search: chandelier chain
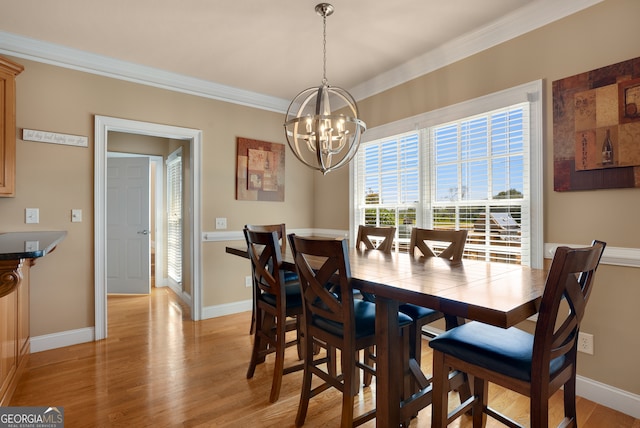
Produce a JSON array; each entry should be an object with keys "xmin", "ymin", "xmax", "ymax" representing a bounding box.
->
[{"xmin": 322, "ymin": 13, "xmax": 327, "ymax": 84}]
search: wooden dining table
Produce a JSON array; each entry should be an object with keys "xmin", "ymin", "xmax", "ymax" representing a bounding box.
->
[{"xmin": 226, "ymin": 240, "xmax": 548, "ymax": 427}]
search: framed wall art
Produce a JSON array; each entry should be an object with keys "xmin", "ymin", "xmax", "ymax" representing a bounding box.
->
[
  {"xmin": 236, "ymin": 137, "xmax": 285, "ymax": 201},
  {"xmin": 552, "ymin": 56, "xmax": 640, "ymax": 191}
]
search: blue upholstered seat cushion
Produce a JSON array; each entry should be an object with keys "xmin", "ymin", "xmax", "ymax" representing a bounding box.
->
[
  {"xmin": 284, "ymin": 270, "xmax": 299, "ymax": 282},
  {"xmin": 313, "ymin": 299, "xmax": 413, "ymax": 339},
  {"xmin": 428, "ymin": 321, "xmax": 565, "ymax": 382},
  {"xmin": 260, "ymin": 282, "xmax": 302, "ymax": 307},
  {"xmin": 398, "ymin": 302, "xmax": 439, "ymax": 321}
]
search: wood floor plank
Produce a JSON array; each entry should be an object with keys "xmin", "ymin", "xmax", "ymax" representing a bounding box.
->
[{"xmin": 9, "ymin": 288, "xmax": 638, "ymax": 427}]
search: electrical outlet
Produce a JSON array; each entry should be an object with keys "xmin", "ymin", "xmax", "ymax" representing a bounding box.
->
[
  {"xmin": 578, "ymin": 332, "xmax": 594, "ymax": 355},
  {"xmin": 215, "ymin": 217, "xmax": 227, "ymax": 229},
  {"xmin": 245, "ymin": 276, "xmax": 252, "ymax": 288}
]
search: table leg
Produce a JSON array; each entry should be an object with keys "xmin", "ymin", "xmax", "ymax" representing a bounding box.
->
[{"xmin": 375, "ymin": 296, "xmax": 402, "ymax": 427}]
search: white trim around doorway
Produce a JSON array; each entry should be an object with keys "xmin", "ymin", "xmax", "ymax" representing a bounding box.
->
[{"xmin": 94, "ymin": 115, "xmax": 203, "ymax": 340}]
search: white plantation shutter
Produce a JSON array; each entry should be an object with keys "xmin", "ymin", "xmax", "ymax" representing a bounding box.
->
[
  {"xmin": 429, "ymin": 104, "xmax": 529, "ymax": 264},
  {"xmin": 352, "ymin": 81, "xmax": 542, "ymax": 268},
  {"xmin": 354, "ymin": 132, "xmax": 420, "ymax": 250},
  {"xmin": 167, "ymin": 149, "xmax": 182, "ymax": 284}
]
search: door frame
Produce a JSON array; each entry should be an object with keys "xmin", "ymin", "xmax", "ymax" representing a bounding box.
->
[{"xmin": 94, "ymin": 115, "xmax": 203, "ymax": 340}]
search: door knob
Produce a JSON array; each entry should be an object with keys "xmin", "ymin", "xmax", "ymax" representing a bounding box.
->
[{"xmin": 137, "ymin": 230, "xmax": 149, "ymax": 235}]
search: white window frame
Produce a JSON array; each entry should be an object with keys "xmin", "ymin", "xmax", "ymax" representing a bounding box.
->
[{"xmin": 350, "ymin": 80, "xmax": 543, "ymax": 268}]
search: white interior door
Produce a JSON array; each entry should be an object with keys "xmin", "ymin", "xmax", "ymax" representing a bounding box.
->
[{"xmin": 107, "ymin": 156, "xmax": 151, "ymax": 294}]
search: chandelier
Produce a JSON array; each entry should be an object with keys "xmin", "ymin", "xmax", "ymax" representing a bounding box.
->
[{"xmin": 284, "ymin": 3, "xmax": 366, "ymax": 175}]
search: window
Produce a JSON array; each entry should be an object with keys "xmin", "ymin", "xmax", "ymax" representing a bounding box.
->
[
  {"xmin": 356, "ymin": 132, "xmax": 420, "ymax": 248},
  {"xmin": 351, "ymin": 81, "xmax": 543, "ymax": 268},
  {"xmin": 167, "ymin": 148, "xmax": 183, "ymax": 284}
]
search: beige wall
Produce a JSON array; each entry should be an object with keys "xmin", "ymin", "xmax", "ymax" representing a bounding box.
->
[
  {"xmin": 0, "ymin": 0, "xmax": 638, "ymax": 398},
  {"xmin": 314, "ymin": 0, "xmax": 640, "ymax": 395},
  {"xmin": 0, "ymin": 57, "xmax": 315, "ymax": 336}
]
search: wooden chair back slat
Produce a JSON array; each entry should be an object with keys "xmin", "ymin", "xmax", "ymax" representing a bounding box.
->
[
  {"xmin": 409, "ymin": 228, "xmax": 468, "ymax": 261},
  {"xmin": 355, "ymin": 225, "xmax": 396, "ymax": 253}
]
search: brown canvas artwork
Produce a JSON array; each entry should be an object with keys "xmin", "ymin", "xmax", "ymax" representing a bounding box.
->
[
  {"xmin": 236, "ymin": 137, "xmax": 285, "ymax": 201},
  {"xmin": 553, "ymin": 56, "xmax": 640, "ymax": 191}
]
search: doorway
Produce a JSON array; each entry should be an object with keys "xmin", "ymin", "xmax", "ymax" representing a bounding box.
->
[
  {"xmin": 94, "ymin": 115, "xmax": 203, "ymax": 340},
  {"xmin": 106, "ymin": 151, "xmax": 166, "ymax": 294}
]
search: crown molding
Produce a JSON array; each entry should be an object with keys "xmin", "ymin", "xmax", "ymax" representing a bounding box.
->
[
  {"xmin": 349, "ymin": 0, "xmax": 604, "ymax": 101},
  {"xmin": 0, "ymin": 0, "xmax": 603, "ymax": 112},
  {"xmin": 0, "ymin": 31, "xmax": 291, "ymax": 114}
]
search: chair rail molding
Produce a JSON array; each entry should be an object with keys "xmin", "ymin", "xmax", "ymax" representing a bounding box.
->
[
  {"xmin": 202, "ymin": 228, "xmax": 348, "ymax": 242},
  {"xmin": 545, "ymin": 243, "xmax": 640, "ymax": 268},
  {"xmin": 208, "ymin": 232, "xmax": 639, "ymax": 269}
]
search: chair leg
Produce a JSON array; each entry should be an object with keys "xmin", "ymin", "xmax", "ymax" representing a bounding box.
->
[
  {"xmin": 431, "ymin": 350, "xmax": 449, "ymax": 428},
  {"xmin": 295, "ymin": 336, "xmax": 315, "ymax": 427},
  {"xmin": 412, "ymin": 320, "xmax": 423, "ymax": 366},
  {"xmin": 563, "ymin": 368, "xmax": 578, "ymax": 425},
  {"xmin": 530, "ymin": 385, "xmax": 550, "ymax": 428},
  {"xmin": 472, "ymin": 376, "xmax": 488, "ymax": 428},
  {"xmin": 269, "ymin": 314, "xmax": 286, "ymax": 402},
  {"xmin": 296, "ymin": 315, "xmax": 303, "ymax": 360},
  {"xmin": 246, "ymin": 309, "xmax": 269, "ymax": 379},
  {"xmin": 401, "ymin": 324, "xmax": 415, "ymax": 425},
  {"xmin": 363, "ymin": 346, "xmax": 375, "ymax": 387},
  {"xmin": 249, "ymin": 283, "xmax": 257, "ymax": 334},
  {"xmin": 326, "ymin": 345, "xmax": 337, "ymax": 377},
  {"xmin": 340, "ymin": 347, "xmax": 356, "ymax": 427},
  {"xmin": 407, "ymin": 320, "xmax": 424, "ymax": 395}
]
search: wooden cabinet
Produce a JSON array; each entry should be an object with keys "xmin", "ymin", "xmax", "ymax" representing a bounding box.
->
[
  {"xmin": 17, "ymin": 261, "xmax": 31, "ymax": 358},
  {"xmin": 0, "ymin": 232, "xmax": 65, "ymax": 405},
  {"xmin": 0, "ymin": 56, "xmax": 24, "ymax": 197},
  {"xmin": 0, "ymin": 259, "xmax": 30, "ymax": 406}
]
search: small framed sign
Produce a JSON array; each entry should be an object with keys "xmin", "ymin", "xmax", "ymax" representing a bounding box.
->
[{"xmin": 22, "ymin": 129, "xmax": 88, "ymax": 147}]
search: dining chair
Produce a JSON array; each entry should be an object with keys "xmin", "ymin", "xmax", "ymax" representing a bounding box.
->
[
  {"xmin": 429, "ymin": 240, "xmax": 606, "ymax": 428},
  {"xmin": 354, "ymin": 224, "xmax": 396, "ymax": 386},
  {"xmin": 401, "ymin": 228, "xmax": 469, "ymax": 369},
  {"xmin": 244, "ymin": 228, "xmax": 304, "ymax": 403},
  {"xmin": 288, "ymin": 233, "xmax": 413, "ymax": 427},
  {"xmin": 355, "ymin": 225, "xmax": 396, "ymax": 253},
  {"xmin": 245, "ymin": 223, "xmax": 298, "ymax": 334}
]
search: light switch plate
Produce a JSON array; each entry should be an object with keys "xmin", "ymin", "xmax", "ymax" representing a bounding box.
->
[
  {"xmin": 25, "ymin": 208, "xmax": 39, "ymax": 224},
  {"xmin": 71, "ymin": 209, "xmax": 83, "ymax": 223},
  {"xmin": 215, "ymin": 217, "xmax": 227, "ymax": 229}
]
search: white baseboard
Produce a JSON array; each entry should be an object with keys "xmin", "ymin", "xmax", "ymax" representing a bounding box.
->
[
  {"xmin": 166, "ymin": 279, "xmax": 192, "ymax": 309},
  {"xmin": 30, "ymin": 327, "xmax": 94, "ymax": 353},
  {"xmin": 576, "ymin": 375, "xmax": 640, "ymax": 419},
  {"xmin": 201, "ymin": 299, "xmax": 252, "ymax": 319}
]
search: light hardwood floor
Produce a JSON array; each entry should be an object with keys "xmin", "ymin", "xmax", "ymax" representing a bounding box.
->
[{"xmin": 11, "ymin": 288, "xmax": 640, "ymax": 427}]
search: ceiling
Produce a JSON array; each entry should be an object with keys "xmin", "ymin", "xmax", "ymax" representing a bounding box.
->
[{"xmin": 0, "ymin": 0, "xmax": 600, "ymax": 111}]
